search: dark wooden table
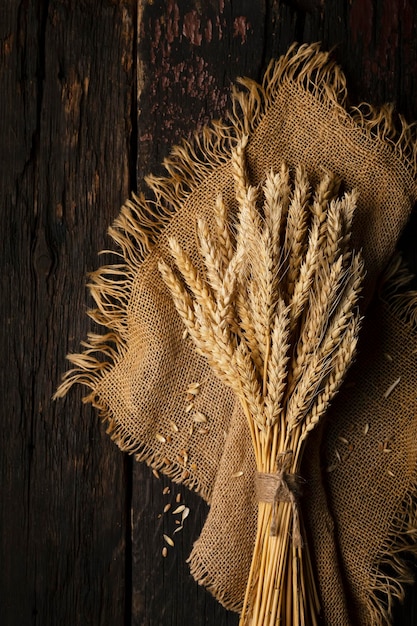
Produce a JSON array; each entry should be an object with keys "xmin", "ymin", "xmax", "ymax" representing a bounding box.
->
[{"xmin": 2, "ymin": 1, "xmax": 417, "ymax": 624}]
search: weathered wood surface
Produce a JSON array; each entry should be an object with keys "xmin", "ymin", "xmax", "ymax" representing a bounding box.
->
[
  {"xmin": 1, "ymin": 0, "xmax": 417, "ymax": 624},
  {"xmin": 1, "ymin": 1, "xmax": 135, "ymax": 624}
]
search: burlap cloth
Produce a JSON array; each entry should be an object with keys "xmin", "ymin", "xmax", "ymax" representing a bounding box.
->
[{"xmin": 57, "ymin": 43, "xmax": 417, "ymax": 625}]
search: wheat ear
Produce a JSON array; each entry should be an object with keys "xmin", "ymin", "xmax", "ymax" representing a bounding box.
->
[
  {"xmin": 284, "ymin": 165, "xmax": 311, "ymax": 298},
  {"xmin": 197, "ymin": 218, "xmax": 225, "ymax": 295},
  {"xmin": 214, "ymin": 193, "xmax": 235, "ymax": 270}
]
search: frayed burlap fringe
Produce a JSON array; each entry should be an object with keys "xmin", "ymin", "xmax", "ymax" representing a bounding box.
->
[
  {"xmin": 380, "ymin": 253, "xmax": 417, "ymax": 330},
  {"xmin": 368, "ymin": 481, "xmax": 417, "ymax": 626},
  {"xmin": 233, "ymin": 44, "xmax": 417, "ymax": 178}
]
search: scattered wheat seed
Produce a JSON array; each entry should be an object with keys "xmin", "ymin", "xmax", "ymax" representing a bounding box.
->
[
  {"xmin": 172, "ymin": 505, "xmax": 186, "ymax": 514},
  {"xmin": 174, "ymin": 526, "xmax": 183, "ymax": 534},
  {"xmin": 384, "ymin": 352, "xmax": 393, "ymax": 362},
  {"xmin": 181, "ymin": 469, "xmax": 190, "ymax": 479},
  {"xmin": 162, "ymin": 486, "xmax": 170, "ymax": 495},
  {"xmin": 180, "ymin": 449, "xmax": 189, "ymax": 464},
  {"xmin": 387, "ymin": 469, "xmax": 395, "ymax": 478},
  {"xmin": 169, "ymin": 421, "xmax": 179, "ymax": 433},
  {"xmin": 193, "ymin": 411, "xmax": 208, "ymax": 423},
  {"xmin": 176, "ymin": 493, "xmax": 181, "ymax": 503},
  {"xmin": 163, "ymin": 457, "xmax": 171, "ymax": 466},
  {"xmin": 162, "ymin": 547, "xmax": 168, "ymax": 557},
  {"xmin": 163, "ymin": 503, "xmax": 171, "ymax": 513},
  {"xmin": 152, "ymin": 469, "xmax": 160, "ymax": 479},
  {"xmin": 383, "ymin": 448, "xmax": 392, "ymax": 453},
  {"xmin": 182, "ymin": 328, "xmax": 188, "ymax": 340},
  {"xmin": 383, "ymin": 376, "xmax": 401, "ymax": 399},
  {"xmin": 163, "ymin": 534, "xmax": 174, "ymax": 547},
  {"xmin": 175, "ymin": 519, "xmax": 181, "ymax": 525},
  {"xmin": 335, "ymin": 448, "xmax": 341, "ymax": 463},
  {"xmin": 364, "ymin": 423, "xmax": 370, "ymax": 435},
  {"xmin": 166, "ymin": 434, "xmax": 172, "ymax": 443},
  {"xmin": 185, "ymin": 403, "xmax": 194, "ymax": 413},
  {"xmin": 186, "ymin": 382, "xmax": 201, "ymax": 395},
  {"xmin": 177, "ymin": 455, "xmax": 185, "ymax": 465},
  {"xmin": 198, "ymin": 427, "xmax": 209, "ymax": 434},
  {"xmin": 155, "ymin": 433, "xmax": 166, "ymax": 443},
  {"xmin": 232, "ymin": 470, "xmax": 244, "ymax": 478},
  {"xmin": 338, "ymin": 436, "xmax": 349, "ymax": 445},
  {"xmin": 182, "ymin": 507, "xmax": 190, "ymax": 523},
  {"xmin": 189, "ymin": 424, "xmax": 194, "ymax": 435},
  {"xmin": 157, "ymin": 513, "xmax": 162, "ymax": 519},
  {"xmin": 191, "ymin": 462, "xmax": 197, "ymax": 471}
]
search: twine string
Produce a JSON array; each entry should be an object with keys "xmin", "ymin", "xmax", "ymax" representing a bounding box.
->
[{"xmin": 255, "ymin": 451, "xmax": 304, "ymax": 547}]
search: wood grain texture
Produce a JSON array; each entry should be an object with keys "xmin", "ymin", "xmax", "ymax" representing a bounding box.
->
[
  {"xmin": 1, "ymin": 1, "xmax": 135, "ymax": 623},
  {"xmin": 2, "ymin": 0, "xmax": 417, "ymax": 624}
]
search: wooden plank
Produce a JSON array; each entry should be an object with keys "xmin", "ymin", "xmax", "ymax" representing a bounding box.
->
[
  {"xmin": 133, "ymin": 3, "xmax": 266, "ymax": 624},
  {"xmin": 136, "ymin": 0, "xmax": 268, "ymax": 184},
  {"xmin": 0, "ymin": 1, "xmax": 135, "ymax": 623},
  {"xmin": 132, "ymin": 1, "xmax": 417, "ymax": 624}
]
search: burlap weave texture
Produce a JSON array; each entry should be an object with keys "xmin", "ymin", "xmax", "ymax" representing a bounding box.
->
[{"xmin": 57, "ymin": 43, "xmax": 417, "ymax": 625}]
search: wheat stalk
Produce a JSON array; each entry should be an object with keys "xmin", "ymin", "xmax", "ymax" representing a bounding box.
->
[{"xmin": 159, "ymin": 140, "xmax": 364, "ymax": 626}]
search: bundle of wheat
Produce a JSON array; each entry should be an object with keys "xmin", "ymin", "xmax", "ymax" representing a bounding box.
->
[{"xmin": 159, "ymin": 136, "xmax": 364, "ymax": 625}]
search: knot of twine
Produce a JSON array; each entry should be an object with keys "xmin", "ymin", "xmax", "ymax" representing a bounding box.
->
[{"xmin": 255, "ymin": 451, "xmax": 304, "ymax": 548}]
